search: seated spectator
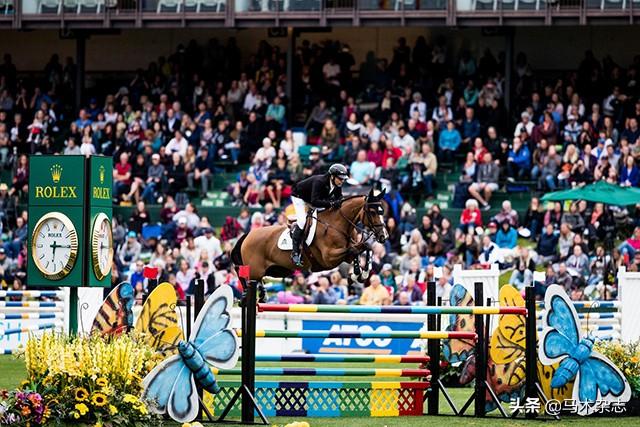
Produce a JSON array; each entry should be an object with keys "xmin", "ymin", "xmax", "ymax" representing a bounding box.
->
[
  {"xmin": 495, "ymin": 221, "xmax": 517, "ymax": 249},
  {"xmin": 619, "ymin": 226, "xmax": 640, "ymax": 258},
  {"xmin": 461, "ymin": 107, "xmax": 480, "ymax": 149},
  {"xmin": 468, "ymin": 152, "xmax": 499, "ymax": 210},
  {"xmin": 321, "ymin": 119, "xmax": 341, "ymax": 161},
  {"xmin": 477, "ymin": 235, "xmax": 503, "ymax": 266},
  {"xmin": 393, "ymin": 126, "xmax": 415, "ymax": 157},
  {"xmin": 118, "ymin": 231, "xmax": 141, "ymax": 271},
  {"xmin": 438, "ymin": 120, "xmax": 461, "ymax": 163},
  {"xmin": 569, "ymin": 159, "xmax": 591, "ymax": 188},
  {"xmin": 459, "ymin": 199, "xmax": 483, "ymax": 232},
  {"xmin": 510, "ymin": 261, "xmax": 533, "ymax": 290},
  {"xmin": 113, "ymin": 152, "xmax": 132, "ymax": 202},
  {"xmin": 359, "ymin": 274, "xmax": 390, "ymax": 306},
  {"xmin": 312, "ymin": 276, "xmax": 340, "ymax": 305},
  {"xmin": 506, "ymin": 137, "xmax": 531, "ymax": 182},
  {"xmin": 514, "ymin": 111, "xmax": 534, "ymax": 138},
  {"xmin": 521, "ymin": 197, "xmax": 543, "ymax": 240},
  {"xmin": 492, "ymin": 200, "xmax": 519, "ymax": 227},
  {"xmin": 350, "ymin": 149, "xmax": 375, "ymax": 186},
  {"xmin": 188, "ymin": 146, "xmax": 213, "ymax": 198},
  {"xmin": 561, "ymin": 203, "xmax": 585, "ymax": 234},
  {"xmin": 398, "ymin": 275, "xmax": 423, "ymax": 304},
  {"xmin": 537, "ymin": 223, "xmax": 559, "ymax": 263},
  {"xmin": 619, "ymin": 155, "xmax": 640, "ymax": 187},
  {"xmin": 166, "ymin": 130, "xmax": 188, "ymax": 158},
  {"xmin": 306, "ymin": 100, "xmax": 330, "ymax": 135},
  {"xmin": 538, "ymin": 145, "xmax": 561, "ymax": 190},
  {"xmin": 566, "ymin": 244, "xmax": 589, "ymax": 278}
]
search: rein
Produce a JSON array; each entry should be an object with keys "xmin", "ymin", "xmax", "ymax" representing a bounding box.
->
[{"xmin": 314, "ymin": 196, "xmax": 381, "ymax": 255}]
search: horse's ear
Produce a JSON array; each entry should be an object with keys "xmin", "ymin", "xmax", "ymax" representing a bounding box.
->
[
  {"xmin": 367, "ymin": 187, "xmax": 375, "ymax": 198},
  {"xmin": 378, "ymin": 188, "xmax": 387, "ymax": 199}
]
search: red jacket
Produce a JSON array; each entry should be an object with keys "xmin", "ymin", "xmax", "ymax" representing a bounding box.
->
[{"xmin": 460, "ymin": 208, "xmax": 483, "ymax": 226}]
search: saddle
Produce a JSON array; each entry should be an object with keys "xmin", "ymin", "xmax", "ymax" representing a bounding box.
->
[{"xmin": 277, "ymin": 209, "xmax": 318, "ymax": 251}]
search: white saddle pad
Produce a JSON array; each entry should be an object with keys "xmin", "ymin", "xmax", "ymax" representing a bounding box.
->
[{"xmin": 277, "ymin": 211, "xmax": 318, "ymax": 251}]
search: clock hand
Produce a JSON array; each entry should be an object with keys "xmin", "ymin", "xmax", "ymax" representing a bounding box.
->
[{"xmin": 50, "ymin": 241, "xmax": 60, "ymax": 262}]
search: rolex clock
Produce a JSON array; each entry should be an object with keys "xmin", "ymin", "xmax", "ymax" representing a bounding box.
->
[
  {"xmin": 91, "ymin": 212, "xmax": 113, "ymax": 281},
  {"xmin": 31, "ymin": 212, "xmax": 79, "ymax": 281}
]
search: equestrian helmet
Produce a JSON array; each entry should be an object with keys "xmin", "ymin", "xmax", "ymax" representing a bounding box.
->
[{"xmin": 329, "ymin": 164, "xmax": 349, "ymax": 180}]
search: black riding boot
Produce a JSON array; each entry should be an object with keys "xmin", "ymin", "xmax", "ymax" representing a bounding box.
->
[{"xmin": 291, "ymin": 225, "xmax": 304, "ymax": 267}]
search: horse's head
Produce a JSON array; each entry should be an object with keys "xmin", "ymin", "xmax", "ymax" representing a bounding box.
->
[{"xmin": 363, "ymin": 188, "xmax": 389, "ymax": 243}]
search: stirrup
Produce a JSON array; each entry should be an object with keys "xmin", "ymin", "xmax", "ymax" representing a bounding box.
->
[{"xmin": 291, "ymin": 253, "xmax": 303, "ymax": 267}]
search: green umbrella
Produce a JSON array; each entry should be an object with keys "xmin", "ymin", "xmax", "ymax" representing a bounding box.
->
[{"xmin": 541, "ymin": 180, "xmax": 640, "ymax": 206}]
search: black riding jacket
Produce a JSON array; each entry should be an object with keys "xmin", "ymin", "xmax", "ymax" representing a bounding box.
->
[{"xmin": 291, "ymin": 174, "xmax": 342, "ymax": 208}]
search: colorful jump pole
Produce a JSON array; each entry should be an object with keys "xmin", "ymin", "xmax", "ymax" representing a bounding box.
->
[
  {"xmin": 258, "ymin": 304, "xmax": 527, "ymax": 315},
  {"xmin": 249, "ymin": 354, "xmax": 430, "ymax": 363},
  {"xmin": 426, "ymin": 281, "xmax": 439, "ymax": 416},
  {"xmin": 0, "ymin": 322, "xmax": 62, "ymax": 337},
  {"xmin": 212, "ymin": 367, "xmax": 431, "ymax": 377},
  {"xmin": 474, "ymin": 281, "xmax": 487, "ymax": 418},
  {"xmin": 236, "ymin": 330, "xmax": 477, "ymax": 340}
]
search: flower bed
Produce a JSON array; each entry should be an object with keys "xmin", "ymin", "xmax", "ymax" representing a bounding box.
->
[{"xmin": 1, "ymin": 333, "xmax": 162, "ymax": 426}]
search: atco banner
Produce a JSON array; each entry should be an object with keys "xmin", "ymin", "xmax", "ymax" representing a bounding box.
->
[{"xmin": 301, "ymin": 320, "xmax": 426, "ymax": 355}]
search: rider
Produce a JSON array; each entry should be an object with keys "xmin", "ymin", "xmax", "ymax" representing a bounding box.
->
[{"xmin": 289, "ymin": 164, "xmax": 350, "ymax": 267}]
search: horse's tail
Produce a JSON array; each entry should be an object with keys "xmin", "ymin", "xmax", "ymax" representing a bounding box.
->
[{"xmin": 231, "ymin": 233, "xmax": 248, "ymax": 267}]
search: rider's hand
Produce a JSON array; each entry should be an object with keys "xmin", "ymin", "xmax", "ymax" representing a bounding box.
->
[{"xmin": 331, "ymin": 200, "xmax": 342, "ymax": 209}]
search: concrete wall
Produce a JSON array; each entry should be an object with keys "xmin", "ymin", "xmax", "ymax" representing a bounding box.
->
[{"xmin": 1, "ymin": 26, "xmax": 639, "ymax": 73}]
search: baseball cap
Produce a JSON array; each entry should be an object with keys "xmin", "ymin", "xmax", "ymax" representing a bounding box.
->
[
  {"xmin": 127, "ymin": 231, "xmax": 137, "ymax": 238},
  {"xmin": 382, "ymin": 263, "xmax": 392, "ymax": 272},
  {"xmin": 310, "ymin": 146, "xmax": 320, "ymax": 154},
  {"xmin": 0, "ymin": 248, "xmax": 5, "ymax": 254},
  {"xmin": 204, "ymin": 227, "xmax": 214, "ymax": 234},
  {"xmin": 178, "ymin": 217, "xmax": 187, "ymax": 225}
]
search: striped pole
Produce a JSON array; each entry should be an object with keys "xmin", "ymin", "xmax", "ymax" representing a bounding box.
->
[
  {"xmin": 0, "ymin": 301, "xmax": 64, "ymax": 308},
  {"xmin": 258, "ymin": 304, "xmax": 526, "ymax": 316},
  {"xmin": 0, "ymin": 313, "xmax": 64, "ymax": 320},
  {"xmin": 535, "ymin": 301, "xmax": 620, "ymax": 309},
  {"xmin": 0, "ymin": 323, "xmax": 62, "ymax": 337},
  {"xmin": 248, "ymin": 354, "xmax": 430, "ymax": 364},
  {"xmin": 0, "ymin": 291, "xmax": 64, "ymax": 298},
  {"xmin": 236, "ymin": 329, "xmax": 477, "ymax": 340},
  {"xmin": 211, "ymin": 367, "xmax": 431, "ymax": 377}
]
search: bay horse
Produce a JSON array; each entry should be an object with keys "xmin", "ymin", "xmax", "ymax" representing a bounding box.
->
[{"xmin": 231, "ymin": 188, "xmax": 389, "ymax": 281}]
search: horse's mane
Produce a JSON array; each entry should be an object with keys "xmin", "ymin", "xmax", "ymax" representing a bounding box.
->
[{"xmin": 341, "ymin": 194, "xmax": 367, "ymax": 202}]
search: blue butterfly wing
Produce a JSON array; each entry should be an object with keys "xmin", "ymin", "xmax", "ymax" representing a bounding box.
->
[
  {"xmin": 543, "ymin": 330, "xmax": 576, "ymax": 359},
  {"xmin": 190, "ymin": 286, "xmax": 240, "ymax": 369},
  {"xmin": 577, "ymin": 355, "xmax": 629, "ymax": 403},
  {"xmin": 142, "ymin": 355, "xmax": 184, "ymax": 413},
  {"xmin": 539, "ymin": 285, "xmax": 580, "ymax": 365},
  {"xmin": 167, "ymin": 364, "xmax": 199, "ymax": 423},
  {"xmin": 547, "ymin": 294, "xmax": 579, "ymax": 345}
]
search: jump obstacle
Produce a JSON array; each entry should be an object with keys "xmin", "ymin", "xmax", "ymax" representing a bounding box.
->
[
  {"xmin": 180, "ymin": 273, "xmax": 541, "ymax": 424},
  {"xmin": 0, "ymin": 290, "xmax": 68, "ymax": 352}
]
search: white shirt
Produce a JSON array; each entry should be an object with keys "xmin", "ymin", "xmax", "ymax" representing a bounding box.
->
[
  {"xmin": 194, "ymin": 235, "xmax": 222, "ymax": 263},
  {"xmin": 409, "ymin": 101, "xmax": 427, "ymax": 122},
  {"xmin": 80, "ymin": 142, "xmax": 96, "ymax": 156},
  {"xmin": 514, "ymin": 120, "xmax": 534, "ymax": 137},
  {"xmin": 243, "ymin": 92, "xmax": 258, "ymax": 112},
  {"xmin": 393, "ymin": 134, "xmax": 416, "ymax": 156},
  {"xmin": 166, "ymin": 137, "xmax": 188, "ymax": 157}
]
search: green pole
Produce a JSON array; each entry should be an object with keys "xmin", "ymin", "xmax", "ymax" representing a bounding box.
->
[{"xmin": 69, "ymin": 287, "xmax": 78, "ymax": 334}]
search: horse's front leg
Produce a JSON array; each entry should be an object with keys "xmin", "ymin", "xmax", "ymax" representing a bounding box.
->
[{"xmin": 360, "ymin": 250, "xmax": 372, "ymax": 280}]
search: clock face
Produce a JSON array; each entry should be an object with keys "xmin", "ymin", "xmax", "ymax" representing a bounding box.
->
[
  {"xmin": 92, "ymin": 213, "xmax": 113, "ymax": 281},
  {"xmin": 31, "ymin": 213, "xmax": 78, "ymax": 280}
]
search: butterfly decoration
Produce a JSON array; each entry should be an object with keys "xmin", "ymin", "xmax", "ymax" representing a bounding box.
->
[
  {"xmin": 91, "ymin": 282, "xmax": 135, "ymax": 335},
  {"xmin": 449, "ymin": 285, "xmax": 527, "ymax": 412},
  {"xmin": 538, "ymin": 285, "xmax": 631, "ymax": 416},
  {"xmin": 442, "ymin": 284, "xmax": 476, "ymax": 364},
  {"xmin": 91, "ymin": 282, "xmax": 184, "ymax": 355},
  {"xmin": 135, "ymin": 283, "xmax": 184, "ymax": 355},
  {"xmin": 142, "ymin": 285, "xmax": 239, "ymax": 423}
]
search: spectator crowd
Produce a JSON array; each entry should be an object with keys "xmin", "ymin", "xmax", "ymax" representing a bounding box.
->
[{"xmin": 2, "ymin": 37, "xmax": 640, "ymax": 304}]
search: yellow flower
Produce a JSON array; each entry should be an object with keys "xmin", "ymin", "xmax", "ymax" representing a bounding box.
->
[
  {"xmin": 75, "ymin": 403, "xmax": 89, "ymax": 416},
  {"xmin": 123, "ymin": 394, "xmax": 139, "ymax": 404},
  {"xmin": 109, "ymin": 405, "xmax": 118, "ymax": 416},
  {"xmin": 94, "ymin": 422, "xmax": 103, "ymax": 427},
  {"xmin": 75, "ymin": 387, "xmax": 89, "ymax": 402},
  {"xmin": 91, "ymin": 393, "xmax": 108, "ymax": 407},
  {"xmin": 96, "ymin": 377, "xmax": 108, "ymax": 388},
  {"xmin": 182, "ymin": 423, "xmax": 192, "ymax": 427},
  {"xmin": 73, "ymin": 412, "xmax": 80, "ymax": 419},
  {"xmin": 135, "ymin": 403, "xmax": 148, "ymax": 415},
  {"xmin": 191, "ymin": 423, "xmax": 203, "ymax": 427},
  {"xmin": 20, "ymin": 380, "xmax": 30, "ymax": 389}
]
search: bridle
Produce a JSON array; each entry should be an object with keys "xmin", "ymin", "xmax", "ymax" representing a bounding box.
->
[{"xmin": 314, "ymin": 195, "xmax": 387, "ymax": 254}]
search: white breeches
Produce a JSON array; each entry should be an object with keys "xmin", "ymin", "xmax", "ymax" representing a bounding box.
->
[{"xmin": 291, "ymin": 196, "xmax": 307, "ymax": 229}]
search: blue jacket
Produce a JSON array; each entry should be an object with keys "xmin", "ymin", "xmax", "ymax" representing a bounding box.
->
[
  {"xmin": 495, "ymin": 227, "xmax": 517, "ymax": 249},
  {"xmin": 537, "ymin": 232, "xmax": 559, "ymax": 257},
  {"xmin": 620, "ymin": 166, "xmax": 640, "ymax": 187},
  {"xmin": 509, "ymin": 146, "xmax": 531, "ymax": 169},
  {"xmin": 439, "ymin": 129, "xmax": 462, "ymax": 151}
]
